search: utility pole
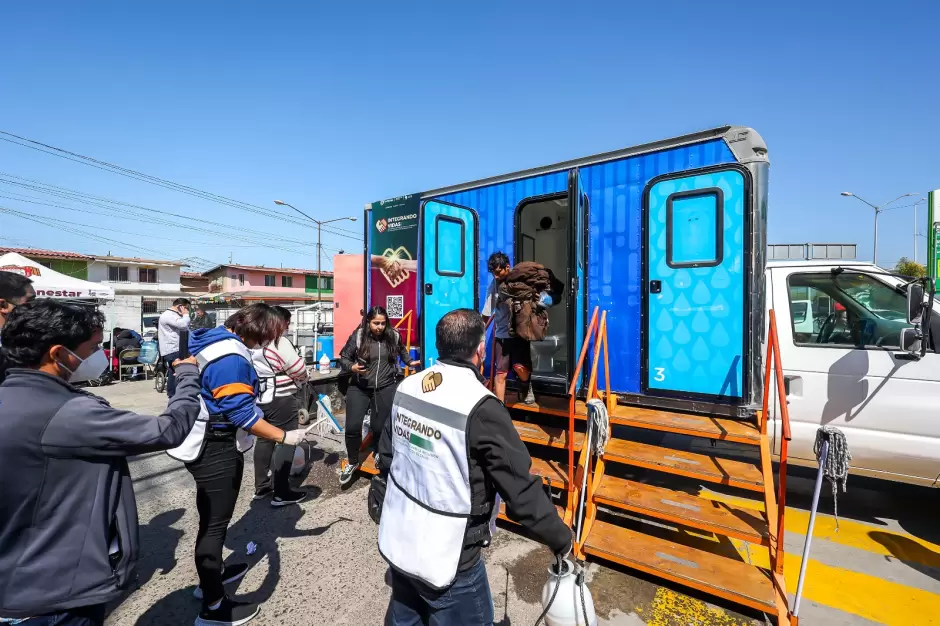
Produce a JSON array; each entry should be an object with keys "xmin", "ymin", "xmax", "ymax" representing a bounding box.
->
[
  {"xmin": 841, "ymin": 191, "xmax": 918, "ymax": 266},
  {"xmin": 913, "ymin": 197, "xmax": 927, "ymax": 264}
]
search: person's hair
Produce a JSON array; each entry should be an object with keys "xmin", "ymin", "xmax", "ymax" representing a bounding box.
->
[
  {"xmin": 436, "ymin": 309, "xmax": 485, "ymax": 361},
  {"xmin": 172, "ymin": 298, "xmax": 191, "ymax": 307},
  {"xmin": 272, "ymin": 305, "xmax": 292, "ymax": 323},
  {"xmin": 358, "ymin": 305, "xmax": 398, "ymax": 363},
  {"xmin": 0, "ymin": 271, "xmax": 32, "ymax": 301},
  {"xmin": 0, "ymin": 300, "xmax": 105, "ymax": 367},
  {"xmin": 487, "ymin": 251, "xmax": 510, "ymax": 274},
  {"xmin": 225, "ymin": 303, "xmax": 286, "ymax": 345}
]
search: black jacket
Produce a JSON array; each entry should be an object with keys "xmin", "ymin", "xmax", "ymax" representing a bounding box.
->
[
  {"xmin": 378, "ymin": 359, "xmax": 571, "ymax": 570},
  {"xmin": 339, "ymin": 327, "xmax": 410, "ymax": 390},
  {"xmin": 0, "ymin": 366, "xmax": 201, "ymax": 618}
]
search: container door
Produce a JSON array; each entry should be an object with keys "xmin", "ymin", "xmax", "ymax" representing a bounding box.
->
[
  {"xmin": 568, "ymin": 169, "xmax": 588, "ymax": 388},
  {"xmin": 644, "ymin": 166, "xmax": 749, "ymax": 399},
  {"xmin": 420, "ymin": 200, "xmax": 479, "ymax": 368}
]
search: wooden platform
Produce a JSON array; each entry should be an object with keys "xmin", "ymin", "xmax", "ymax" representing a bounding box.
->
[
  {"xmin": 582, "ymin": 520, "xmax": 777, "ymax": 615},
  {"xmin": 513, "ymin": 420, "xmax": 584, "ymax": 450},
  {"xmin": 506, "ymin": 398, "xmax": 761, "ymax": 445},
  {"xmin": 593, "ymin": 475, "xmax": 769, "ymax": 545},
  {"xmin": 529, "ymin": 457, "xmax": 569, "ymax": 489},
  {"xmin": 602, "ymin": 439, "xmax": 764, "ymax": 492}
]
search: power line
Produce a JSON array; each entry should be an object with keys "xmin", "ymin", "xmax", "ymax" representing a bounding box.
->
[{"xmin": 0, "ymin": 131, "xmax": 362, "ymax": 241}]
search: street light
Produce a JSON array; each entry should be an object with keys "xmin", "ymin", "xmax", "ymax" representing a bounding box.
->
[
  {"xmin": 273, "ymin": 199, "xmax": 357, "ymax": 311},
  {"xmin": 840, "ymin": 191, "xmax": 918, "ymax": 266}
]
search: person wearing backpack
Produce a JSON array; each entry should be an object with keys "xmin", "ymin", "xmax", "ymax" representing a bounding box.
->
[{"xmin": 337, "ymin": 306, "xmax": 418, "ymax": 486}]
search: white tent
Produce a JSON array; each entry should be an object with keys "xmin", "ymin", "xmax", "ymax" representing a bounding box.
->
[{"xmin": 0, "ymin": 252, "xmax": 114, "ymax": 300}]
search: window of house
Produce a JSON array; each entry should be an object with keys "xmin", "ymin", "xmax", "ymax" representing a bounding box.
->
[
  {"xmin": 787, "ymin": 272, "xmax": 918, "ymax": 350},
  {"xmin": 238, "ymin": 273, "xmax": 245, "ymax": 286},
  {"xmin": 142, "ymin": 300, "xmax": 158, "ymax": 314},
  {"xmin": 321, "ymin": 277, "xmax": 333, "ymax": 290},
  {"xmin": 282, "ymin": 275, "xmax": 293, "ymax": 288},
  {"xmin": 264, "ymin": 275, "xmax": 276, "ymax": 287},
  {"xmin": 108, "ymin": 266, "xmax": 129, "ymax": 282},
  {"xmin": 138, "ymin": 268, "xmax": 158, "ymax": 283}
]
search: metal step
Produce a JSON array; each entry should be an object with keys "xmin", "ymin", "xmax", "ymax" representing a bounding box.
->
[
  {"xmin": 506, "ymin": 398, "xmax": 760, "ymax": 445},
  {"xmin": 582, "ymin": 520, "xmax": 777, "ymax": 615},
  {"xmin": 513, "ymin": 420, "xmax": 584, "ymax": 450},
  {"xmin": 593, "ymin": 475, "xmax": 768, "ymax": 545},
  {"xmin": 603, "ymin": 439, "xmax": 764, "ymax": 492}
]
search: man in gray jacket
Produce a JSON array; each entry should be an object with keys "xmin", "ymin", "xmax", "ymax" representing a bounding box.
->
[{"xmin": 0, "ymin": 300, "xmax": 201, "ymax": 625}]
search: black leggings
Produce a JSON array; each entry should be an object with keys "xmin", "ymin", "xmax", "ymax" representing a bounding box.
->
[
  {"xmin": 345, "ymin": 384, "xmax": 396, "ymax": 463},
  {"xmin": 185, "ymin": 438, "xmax": 243, "ymax": 608},
  {"xmin": 253, "ymin": 393, "xmax": 299, "ymax": 497}
]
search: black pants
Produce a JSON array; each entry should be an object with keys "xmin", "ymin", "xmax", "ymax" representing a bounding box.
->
[
  {"xmin": 162, "ymin": 351, "xmax": 180, "ymax": 398},
  {"xmin": 185, "ymin": 437, "xmax": 243, "ymax": 608},
  {"xmin": 253, "ymin": 393, "xmax": 299, "ymax": 497},
  {"xmin": 21, "ymin": 604, "xmax": 106, "ymax": 626},
  {"xmin": 345, "ymin": 384, "xmax": 396, "ymax": 463}
]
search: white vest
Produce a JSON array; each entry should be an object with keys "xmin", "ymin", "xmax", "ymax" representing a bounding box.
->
[
  {"xmin": 378, "ymin": 361, "xmax": 494, "ymax": 589},
  {"xmin": 166, "ymin": 337, "xmax": 257, "ymax": 463},
  {"xmin": 249, "ymin": 347, "xmax": 276, "ymax": 405}
]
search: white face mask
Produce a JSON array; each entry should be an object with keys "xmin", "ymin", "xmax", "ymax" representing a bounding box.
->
[{"xmin": 58, "ymin": 347, "xmax": 109, "ymax": 384}]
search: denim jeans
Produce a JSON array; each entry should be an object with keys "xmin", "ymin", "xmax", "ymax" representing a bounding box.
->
[
  {"xmin": 162, "ymin": 351, "xmax": 179, "ymax": 398},
  {"xmin": 4, "ymin": 604, "xmax": 106, "ymax": 626},
  {"xmin": 385, "ymin": 557, "xmax": 494, "ymax": 626}
]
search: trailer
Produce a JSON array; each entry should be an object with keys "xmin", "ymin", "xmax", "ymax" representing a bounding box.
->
[{"xmin": 362, "ymin": 126, "xmax": 793, "ymax": 623}]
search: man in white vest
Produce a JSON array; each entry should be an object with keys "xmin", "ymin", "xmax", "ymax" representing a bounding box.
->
[{"xmin": 378, "ymin": 308, "xmax": 571, "ymax": 625}]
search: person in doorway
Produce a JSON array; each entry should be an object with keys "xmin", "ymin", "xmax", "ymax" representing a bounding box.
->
[
  {"xmin": 377, "ymin": 309, "xmax": 571, "ymax": 625},
  {"xmin": 191, "ymin": 305, "xmax": 214, "ymax": 330},
  {"xmin": 0, "ymin": 299, "xmax": 202, "ymax": 626},
  {"xmin": 0, "ymin": 270, "xmax": 35, "ymax": 385},
  {"xmin": 250, "ymin": 305, "xmax": 309, "ymax": 505},
  {"xmin": 337, "ymin": 305, "xmax": 418, "ymax": 486},
  {"xmin": 174, "ymin": 303, "xmax": 315, "ymax": 626},
  {"xmin": 481, "ymin": 252, "xmax": 555, "ymax": 405},
  {"xmin": 157, "ymin": 297, "xmax": 191, "ymax": 397}
]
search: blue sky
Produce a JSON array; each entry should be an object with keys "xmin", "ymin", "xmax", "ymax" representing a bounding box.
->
[{"xmin": 1, "ymin": 0, "xmax": 937, "ymax": 271}]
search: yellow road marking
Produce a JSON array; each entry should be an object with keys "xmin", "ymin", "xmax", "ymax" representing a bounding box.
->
[
  {"xmin": 646, "ymin": 587, "xmax": 752, "ymax": 626},
  {"xmin": 700, "ymin": 489, "xmax": 940, "ymax": 570}
]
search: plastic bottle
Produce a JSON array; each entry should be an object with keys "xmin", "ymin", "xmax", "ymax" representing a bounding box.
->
[
  {"xmin": 318, "ymin": 352, "xmax": 331, "ymax": 374},
  {"xmin": 539, "ymin": 559, "xmax": 596, "ymax": 626}
]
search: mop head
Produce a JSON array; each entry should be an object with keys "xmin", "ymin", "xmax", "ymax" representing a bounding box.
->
[{"xmin": 813, "ymin": 426, "xmax": 851, "ymax": 530}]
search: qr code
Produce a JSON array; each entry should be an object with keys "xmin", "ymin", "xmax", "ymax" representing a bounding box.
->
[{"xmin": 386, "ymin": 295, "xmax": 404, "ymax": 319}]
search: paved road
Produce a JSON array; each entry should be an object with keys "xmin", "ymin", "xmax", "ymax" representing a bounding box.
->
[{"xmin": 95, "ymin": 381, "xmax": 940, "ymax": 625}]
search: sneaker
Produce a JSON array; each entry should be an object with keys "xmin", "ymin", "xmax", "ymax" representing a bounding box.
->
[
  {"xmin": 339, "ymin": 461, "xmax": 359, "ymax": 487},
  {"xmin": 523, "ymin": 384, "xmax": 537, "ymax": 405},
  {"xmin": 193, "ymin": 563, "xmax": 250, "ymax": 600},
  {"xmin": 271, "ymin": 490, "xmax": 307, "ymax": 507},
  {"xmin": 252, "ymin": 486, "xmax": 273, "ymax": 501},
  {"xmin": 195, "ymin": 597, "xmax": 260, "ymax": 626}
]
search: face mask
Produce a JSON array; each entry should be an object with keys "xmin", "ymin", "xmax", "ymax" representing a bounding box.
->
[{"xmin": 58, "ymin": 347, "xmax": 108, "ymax": 384}]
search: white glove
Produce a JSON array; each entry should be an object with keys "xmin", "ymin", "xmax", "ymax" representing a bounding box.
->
[{"xmin": 281, "ymin": 426, "xmax": 315, "ymax": 446}]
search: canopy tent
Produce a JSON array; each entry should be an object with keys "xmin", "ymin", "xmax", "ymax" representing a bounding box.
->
[{"xmin": 0, "ymin": 252, "xmax": 114, "ymax": 300}]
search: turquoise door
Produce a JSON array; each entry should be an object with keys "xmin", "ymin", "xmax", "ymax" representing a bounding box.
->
[
  {"xmin": 569, "ymin": 169, "xmax": 588, "ymax": 389},
  {"xmin": 420, "ymin": 200, "xmax": 479, "ymax": 368},
  {"xmin": 644, "ymin": 166, "xmax": 749, "ymax": 399}
]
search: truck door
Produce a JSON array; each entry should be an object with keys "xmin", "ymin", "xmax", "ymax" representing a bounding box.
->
[
  {"xmin": 420, "ymin": 200, "xmax": 479, "ymax": 368},
  {"xmin": 569, "ymin": 169, "xmax": 588, "ymax": 389},
  {"xmin": 643, "ymin": 165, "xmax": 749, "ymax": 399}
]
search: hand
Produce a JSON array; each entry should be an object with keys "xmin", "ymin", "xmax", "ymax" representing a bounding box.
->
[
  {"xmin": 351, "ymin": 363, "xmax": 364, "ymax": 374},
  {"xmin": 554, "ymin": 540, "xmax": 573, "ymax": 567},
  {"xmin": 407, "ymin": 360, "xmax": 420, "ymax": 368},
  {"xmin": 281, "ymin": 426, "xmax": 315, "ymax": 446},
  {"xmin": 171, "ymin": 356, "xmax": 198, "ymax": 368}
]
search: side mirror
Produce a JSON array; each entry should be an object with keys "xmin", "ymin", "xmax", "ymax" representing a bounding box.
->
[
  {"xmin": 900, "ymin": 327, "xmax": 922, "ymax": 355},
  {"xmin": 907, "ymin": 283, "xmax": 925, "ymax": 324}
]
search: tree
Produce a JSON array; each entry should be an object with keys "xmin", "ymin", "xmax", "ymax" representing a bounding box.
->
[{"xmin": 895, "ymin": 257, "xmax": 927, "ymax": 278}]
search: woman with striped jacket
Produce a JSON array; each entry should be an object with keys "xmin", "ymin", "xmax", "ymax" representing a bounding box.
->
[{"xmin": 250, "ymin": 306, "xmax": 309, "ymax": 506}]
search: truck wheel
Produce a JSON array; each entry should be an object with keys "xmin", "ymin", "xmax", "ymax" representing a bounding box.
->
[{"xmin": 298, "ymin": 408, "xmax": 311, "ymax": 426}]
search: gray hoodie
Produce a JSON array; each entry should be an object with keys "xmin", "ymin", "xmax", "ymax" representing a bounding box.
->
[{"xmin": 0, "ymin": 364, "xmax": 201, "ymax": 618}]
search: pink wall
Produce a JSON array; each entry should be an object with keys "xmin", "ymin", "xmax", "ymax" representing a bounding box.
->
[
  {"xmin": 332, "ymin": 254, "xmax": 364, "ymax": 357},
  {"xmin": 222, "ymin": 269, "xmax": 307, "ymax": 293}
]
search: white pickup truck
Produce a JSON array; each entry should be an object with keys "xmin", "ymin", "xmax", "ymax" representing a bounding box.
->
[{"xmin": 765, "ymin": 260, "xmax": 940, "ymax": 487}]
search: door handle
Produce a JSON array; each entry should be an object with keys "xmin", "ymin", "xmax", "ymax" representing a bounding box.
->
[
  {"xmin": 424, "ymin": 283, "xmax": 433, "ymax": 295},
  {"xmin": 649, "ymin": 280, "xmax": 662, "ymax": 294},
  {"xmin": 783, "ymin": 375, "xmax": 801, "ymax": 397}
]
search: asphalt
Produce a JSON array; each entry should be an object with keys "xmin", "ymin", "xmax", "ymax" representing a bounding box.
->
[{"xmin": 94, "ymin": 380, "xmax": 940, "ymax": 626}]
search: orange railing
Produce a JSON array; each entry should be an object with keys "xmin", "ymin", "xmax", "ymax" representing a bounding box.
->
[
  {"xmin": 394, "ymin": 310, "xmax": 415, "ymax": 376},
  {"xmin": 761, "ymin": 309, "xmax": 792, "ymax": 575},
  {"xmin": 566, "ymin": 307, "xmax": 601, "ymax": 515}
]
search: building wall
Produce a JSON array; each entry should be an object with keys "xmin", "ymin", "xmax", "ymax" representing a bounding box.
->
[
  {"xmin": 207, "ymin": 267, "xmax": 333, "ymax": 299},
  {"xmin": 333, "ymin": 255, "xmax": 364, "ymax": 358},
  {"xmin": 89, "ymin": 261, "xmax": 183, "ymax": 294},
  {"xmin": 102, "ymin": 295, "xmax": 143, "ymax": 333},
  {"xmin": 36, "ymin": 259, "xmax": 88, "ymax": 279}
]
